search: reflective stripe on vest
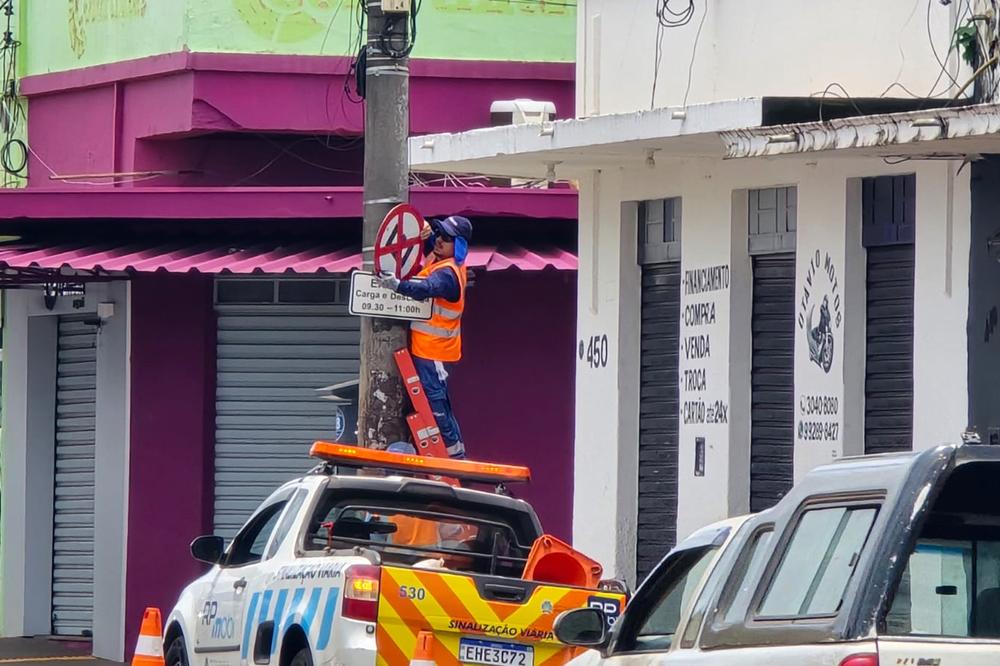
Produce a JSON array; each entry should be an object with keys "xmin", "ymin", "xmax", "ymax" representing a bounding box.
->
[
  {"xmin": 411, "ymin": 321, "xmax": 461, "ymax": 338},
  {"xmin": 432, "ymin": 304, "xmax": 462, "ymax": 320},
  {"xmin": 410, "ymin": 258, "xmax": 466, "ymax": 362}
]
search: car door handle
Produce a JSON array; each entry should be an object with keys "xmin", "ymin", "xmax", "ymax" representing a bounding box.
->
[{"xmin": 233, "ymin": 578, "xmax": 247, "ymax": 591}]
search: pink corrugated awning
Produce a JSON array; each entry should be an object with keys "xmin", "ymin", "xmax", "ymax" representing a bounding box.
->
[{"xmin": 0, "ymin": 239, "xmax": 576, "ymax": 274}]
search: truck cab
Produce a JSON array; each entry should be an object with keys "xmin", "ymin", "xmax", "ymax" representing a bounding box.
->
[{"xmin": 556, "ymin": 444, "xmax": 1000, "ymax": 666}]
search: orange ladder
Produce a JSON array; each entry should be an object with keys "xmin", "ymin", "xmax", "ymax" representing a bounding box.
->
[{"xmin": 394, "ymin": 348, "xmax": 450, "ymax": 459}]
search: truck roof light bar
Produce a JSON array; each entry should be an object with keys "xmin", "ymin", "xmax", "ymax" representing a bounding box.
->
[{"xmin": 310, "ymin": 441, "xmax": 532, "ymax": 484}]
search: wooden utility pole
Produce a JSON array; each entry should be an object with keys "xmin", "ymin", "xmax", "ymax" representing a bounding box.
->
[{"xmin": 358, "ymin": 0, "xmax": 411, "ymax": 448}]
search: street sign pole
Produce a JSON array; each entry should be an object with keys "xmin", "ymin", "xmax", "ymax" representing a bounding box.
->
[{"xmin": 358, "ymin": 0, "xmax": 411, "ymax": 448}]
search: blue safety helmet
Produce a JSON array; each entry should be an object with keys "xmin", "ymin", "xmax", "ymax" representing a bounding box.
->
[
  {"xmin": 430, "ymin": 215, "xmax": 472, "ymax": 264},
  {"xmin": 432, "ymin": 216, "xmax": 473, "ymax": 242}
]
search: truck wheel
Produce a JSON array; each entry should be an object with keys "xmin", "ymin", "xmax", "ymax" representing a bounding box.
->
[
  {"xmin": 290, "ymin": 647, "xmax": 314, "ymax": 666},
  {"xmin": 165, "ymin": 636, "xmax": 189, "ymax": 666}
]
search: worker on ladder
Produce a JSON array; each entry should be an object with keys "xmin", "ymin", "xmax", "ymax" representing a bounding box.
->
[{"xmin": 380, "ymin": 216, "xmax": 472, "ymax": 459}]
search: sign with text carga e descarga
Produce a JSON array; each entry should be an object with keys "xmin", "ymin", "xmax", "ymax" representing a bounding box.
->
[{"xmin": 374, "ymin": 203, "xmax": 427, "ymax": 280}]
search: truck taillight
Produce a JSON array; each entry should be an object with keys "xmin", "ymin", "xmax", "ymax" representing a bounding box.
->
[
  {"xmin": 840, "ymin": 655, "xmax": 878, "ymax": 666},
  {"xmin": 343, "ymin": 565, "xmax": 380, "ymax": 623}
]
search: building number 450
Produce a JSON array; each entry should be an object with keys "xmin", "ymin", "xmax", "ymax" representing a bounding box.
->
[{"xmin": 583, "ymin": 334, "xmax": 609, "ymax": 369}]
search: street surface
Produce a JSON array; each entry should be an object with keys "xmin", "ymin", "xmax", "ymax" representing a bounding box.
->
[{"xmin": 0, "ymin": 638, "xmax": 120, "ymax": 666}]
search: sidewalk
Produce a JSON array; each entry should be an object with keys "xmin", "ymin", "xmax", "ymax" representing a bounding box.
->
[{"xmin": 0, "ymin": 638, "xmax": 122, "ymax": 666}]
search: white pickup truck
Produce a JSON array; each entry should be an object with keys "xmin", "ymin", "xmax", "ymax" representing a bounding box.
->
[
  {"xmin": 162, "ymin": 444, "xmax": 625, "ymax": 666},
  {"xmin": 555, "ymin": 444, "xmax": 1000, "ymax": 666}
]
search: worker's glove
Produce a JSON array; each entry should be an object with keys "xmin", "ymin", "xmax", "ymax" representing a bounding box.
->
[{"xmin": 378, "ymin": 272, "xmax": 401, "ymax": 291}]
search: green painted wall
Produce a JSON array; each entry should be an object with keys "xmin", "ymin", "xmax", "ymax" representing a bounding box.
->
[
  {"xmin": 24, "ymin": 0, "xmax": 187, "ymax": 76},
  {"xmin": 24, "ymin": 0, "xmax": 575, "ymax": 77},
  {"xmin": 186, "ymin": 0, "xmax": 576, "ymax": 61}
]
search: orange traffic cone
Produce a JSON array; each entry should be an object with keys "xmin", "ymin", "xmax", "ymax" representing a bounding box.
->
[
  {"xmin": 409, "ymin": 631, "xmax": 437, "ymax": 666},
  {"xmin": 132, "ymin": 607, "xmax": 165, "ymax": 666}
]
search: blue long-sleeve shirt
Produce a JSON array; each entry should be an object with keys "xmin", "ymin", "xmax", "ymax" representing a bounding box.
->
[{"xmin": 397, "ymin": 262, "xmax": 460, "ymax": 302}]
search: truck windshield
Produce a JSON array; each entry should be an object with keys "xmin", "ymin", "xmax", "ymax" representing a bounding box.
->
[
  {"xmin": 304, "ymin": 499, "xmax": 531, "ymax": 577},
  {"xmin": 615, "ymin": 546, "xmax": 718, "ymax": 653}
]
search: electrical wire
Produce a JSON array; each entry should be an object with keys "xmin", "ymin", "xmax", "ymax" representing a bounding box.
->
[
  {"xmin": 25, "ymin": 142, "xmax": 167, "ymax": 186},
  {"xmin": 319, "ymin": 0, "xmax": 350, "ymax": 55},
  {"xmin": 650, "ymin": 0, "xmax": 697, "ymax": 110},
  {"xmin": 342, "ymin": 0, "xmax": 367, "ymax": 104},
  {"xmin": 0, "ymin": 0, "xmax": 25, "ymax": 186},
  {"xmin": 925, "ymin": 0, "xmax": 966, "ymax": 95},
  {"xmin": 681, "ymin": 0, "xmax": 708, "ymax": 109},
  {"xmin": 232, "ymin": 136, "xmax": 363, "ymax": 186},
  {"xmin": 811, "ymin": 0, "xmax": 980, "ymax": 123},
  {"xmin": 655, "ymin": 0, "xmax": 695, "ymax": 28}
]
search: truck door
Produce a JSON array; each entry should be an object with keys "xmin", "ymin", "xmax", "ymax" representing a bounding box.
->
[
  {"xmin": 194, "ymin": 491, "xmax": 292, "ymax": 663},
  {"xmin": 877, "ymin": 454, "xmax": 1000, "ymax": 663}
]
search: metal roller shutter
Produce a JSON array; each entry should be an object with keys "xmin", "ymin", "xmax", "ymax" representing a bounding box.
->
[
  {"xmin": 750, "ymin": 253, "xmax": 796, "ymax": 512},
  {"xmin": 214, "ymin": 304, "xmax": 360, "ymax": 541},
  {"xmin": 636, "ymin": 262, "xmax": 680, "ymax": 581},
  {"xmin": 864, "ymin": 244, "xmax": 915, "ymax": 454},
  {"xmin": 51, "ymin": 315, "xmax": 97, "ymax": 637}
]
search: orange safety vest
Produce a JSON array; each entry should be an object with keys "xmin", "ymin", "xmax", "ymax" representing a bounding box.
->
[{"xmin": 410, "ymin": 257, "xmax": 466, "ymax": 362}]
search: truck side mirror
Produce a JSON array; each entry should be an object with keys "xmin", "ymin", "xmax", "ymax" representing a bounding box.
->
[
  {"xmin": 190, "ymin": 535, "xmax": 225, "ymax": 564},
  {"xmin": 553, "ymin": 608, "xmax": 608, "ymax": 648}
]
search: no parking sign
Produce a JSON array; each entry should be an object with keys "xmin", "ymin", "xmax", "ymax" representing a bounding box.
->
[
  {"xmin": 374, "ymin": 203, "xmax": 427, "ymax": 280},
  {"xmin": 349, "ymin": 203, "xmax": 432, "ymax": 321}
]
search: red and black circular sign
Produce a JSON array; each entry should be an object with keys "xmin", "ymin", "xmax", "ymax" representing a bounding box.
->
[{"xmin": 374, "ymin": 203, "xmax": 427, "ymax": 280}]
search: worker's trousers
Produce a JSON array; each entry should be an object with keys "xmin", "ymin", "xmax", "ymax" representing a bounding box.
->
[{"xmin": 412, "ymin": 354, "xmax": 465, "ymax": 458}]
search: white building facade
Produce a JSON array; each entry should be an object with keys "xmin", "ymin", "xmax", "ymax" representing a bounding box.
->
[{"xmin": 412, "ymin": 0, "xmax": 1000, "ymax": 584}]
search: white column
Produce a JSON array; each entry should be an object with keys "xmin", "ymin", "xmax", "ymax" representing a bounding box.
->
[
  {"xmin": 92, "ymin": 281, "xmax": 130, "ymax": 662},
  {"xmin": 674, "ymin": 176, "xmax": 752, "ymax": 541},
  {"xmin": 1, "ymin": 282, "xmax": 130, "ymax": 659},
  {"xmin": 792, "ymin": 171, "xmax": 866, "ymax": 480},
  {"xmin": 572, "ymin": 168, "xmax": 642, "ymax": 585},
  {"xmin": 913, "ymin": 161, "xmax": 970, "ymax": 448},
  {"xmin": 1, "ymin": 290, "xmax": 57, "ymax": 637}
]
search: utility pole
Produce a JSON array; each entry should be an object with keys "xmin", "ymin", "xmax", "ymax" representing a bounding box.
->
[{"xmin": 358, "ymin": 0, "xmax": 411, "ymax": 448}]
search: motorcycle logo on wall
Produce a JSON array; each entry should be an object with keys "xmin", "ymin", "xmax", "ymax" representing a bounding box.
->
[{"xmin": 798, "ymin": 250, "xmax": 843, "ymax": 374}]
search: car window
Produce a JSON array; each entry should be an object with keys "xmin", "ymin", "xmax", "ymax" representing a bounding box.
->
[
  {"xmin": 720, "ymin": 528, "xmax": 774, "ymax": 625},
  {"xmin": 615, "ymin": 547, "xmax": 717, "ymax": 653},
  {"xmin": 886, "ymin": 539, "xmax": 1000, "ymax": 638},
  {"xmin": 265, "ymin": 488, "xmax": 309, "ymax": 560},
  {"xmin": 758, "ymin": 505, "xmax": 877, "ymax": 618},
  {"xmin": 304, "ymin": 493, "xmax": 531, "ymax": 576},
  {"xmin": 226, "ymin": 501, "xmax": 288, "ymax": 568}
]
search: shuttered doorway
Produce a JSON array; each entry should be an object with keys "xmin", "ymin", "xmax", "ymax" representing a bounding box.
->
[
  {"xmin": 635, "ymin": 198, "xmax": 681, "ymax": 582},
  {"xmin": 864, "ymin": 245, "xmax": 915, "ymax": 454},
  {"xmin": 51, "ymin": 315, "xmax": 97, "ymax": 637},
  {"xmin": 636, "ymin": 262, "xmax": 681, "ymax": 581},
  {"xmin": 749, "ymin": 254, "xmax": 796, "ymax": 512},
  {"xmin": 862, "ymin": 175, "xmax": 915, "ymax": 455},
  {"xmin": 214, "ymin": 279, "xmax": 360, "ymax": 541}
]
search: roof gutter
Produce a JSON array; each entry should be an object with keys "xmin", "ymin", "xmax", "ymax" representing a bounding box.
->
[{"xmin": 720, "ymin": 102, "xmax": 1000, "ymax": 159}]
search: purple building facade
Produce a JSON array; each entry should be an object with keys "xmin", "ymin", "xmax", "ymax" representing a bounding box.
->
[{"xmin": 0, "ymin": 51, "xmax": 578, "ymax": 660}]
